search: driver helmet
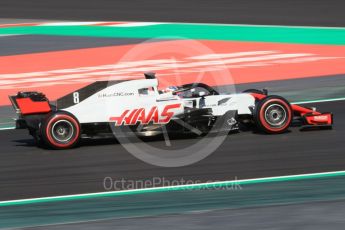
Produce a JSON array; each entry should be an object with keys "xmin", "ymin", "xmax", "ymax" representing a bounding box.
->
[{"xmin": 164, "ymin": 86, "xmax": 178, "ymax": 93}]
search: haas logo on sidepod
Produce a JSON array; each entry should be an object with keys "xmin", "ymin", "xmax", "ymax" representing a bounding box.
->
[{"xmin": 110, "ymin": 104, "xmax": 181, "ymax": 126}]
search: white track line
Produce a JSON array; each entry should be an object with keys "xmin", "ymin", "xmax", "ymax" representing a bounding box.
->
[{"xmin": 1, "ymin": 170, "xmax": 345, "ymax": 206}]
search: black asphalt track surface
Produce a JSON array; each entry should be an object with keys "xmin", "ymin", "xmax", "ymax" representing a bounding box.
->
[
  {"xmin": 0, "ymin": 100, "xmax": 343, "ymax": 201},
  {"xmin": 0, "ymin": 35, "xmax": 165, "ymax": 56},
  {"xmin": 0, "ymin": 0, "xmax": 345, "ymax": 27}
]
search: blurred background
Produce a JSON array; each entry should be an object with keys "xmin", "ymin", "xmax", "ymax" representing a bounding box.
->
[{"xmin": 0, "ymin": 0, "xmax": 345, "ymax": 229}]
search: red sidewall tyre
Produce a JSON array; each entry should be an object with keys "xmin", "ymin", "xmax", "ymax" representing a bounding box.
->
[
  {"xmin": 42, "ymin": 112, "xmax": 80, "ymax": 149},
  {"xmin": 254, "ymin": 96, "xmax": 292, "ymax": 134}
]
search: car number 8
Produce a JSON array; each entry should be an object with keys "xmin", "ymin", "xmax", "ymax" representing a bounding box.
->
[{"xmin": 73, "ymin": 92, "xmax": 80, "ymax": 104}]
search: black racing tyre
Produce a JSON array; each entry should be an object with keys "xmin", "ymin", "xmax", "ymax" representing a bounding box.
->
[
  {"xmin": 41, "ymin": 111, "xmax": 81, "ymax": 149},
  {"xmin": 254, "ymin": 95, "xmax": 292, "ymax": 134},
  {"xmin": 242, "ymin": 89, "xmax": 265, "ymax": 95}
]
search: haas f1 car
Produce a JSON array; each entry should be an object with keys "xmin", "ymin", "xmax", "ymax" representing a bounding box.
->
[{"xmin": 9, "ymin": 73, "xmax": 333, "ymax": 149}]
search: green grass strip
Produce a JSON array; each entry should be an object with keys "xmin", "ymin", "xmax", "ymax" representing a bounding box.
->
[{"xmin": 0, "ymin": 23, "xmax": 345, "ymax": 45}]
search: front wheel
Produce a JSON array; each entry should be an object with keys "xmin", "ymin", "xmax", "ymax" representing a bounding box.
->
[
  {"xmin": 41, "ymin": 112, "xmax": 81, "ymax": 149},
  {"xmin": 254, "ymin": 96, "xmax": 292, "ymax": 134}
]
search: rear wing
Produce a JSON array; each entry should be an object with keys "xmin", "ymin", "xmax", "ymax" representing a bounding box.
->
[
  {"xmin": 8, "ymin": 92, "xmax": 52, "ymax": 116},
  {"xmin": 8, "ymin": 95, "xmax": 21, "ymax": 115}
]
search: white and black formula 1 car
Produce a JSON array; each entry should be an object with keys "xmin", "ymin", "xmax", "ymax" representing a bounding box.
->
[{"xmin": 9, "ymin": 73, "xmax": 333, "ymax": 149}]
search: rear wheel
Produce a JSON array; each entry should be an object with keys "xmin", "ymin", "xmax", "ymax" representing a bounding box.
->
[
  {"xmin": 41, "ymin": 112, "xmax": 81, "ymax": 149},
  {"xmin": 254, "ymin": 96, "xmax": 292, "ymax": 134}
]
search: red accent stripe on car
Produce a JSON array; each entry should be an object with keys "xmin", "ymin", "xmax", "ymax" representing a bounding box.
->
[
  {"xmin": 291, "ymin": 104, "xmax": 321, "ymax": 116},
  {"xmin": 250, "ymin": 93, "xmax": 266, "ymax": 100}
]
